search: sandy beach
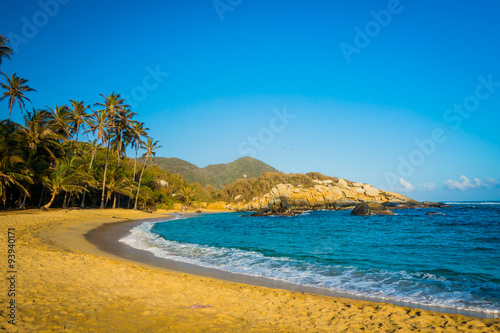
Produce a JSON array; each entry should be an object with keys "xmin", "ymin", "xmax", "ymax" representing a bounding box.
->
[{"xmin": 1, "ymin": 209, "xmax": 499, "ymax": 332}]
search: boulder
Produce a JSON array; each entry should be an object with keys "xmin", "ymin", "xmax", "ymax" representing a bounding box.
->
[
  {"xmin": 291, "ymin": 198, "xmax": 310, "ymax": 208},
  {"xmin": 334, "ymin": 199, "xmax": 359, "ymax": 209},
  {"xmin": 350, "ymin": 203, "xmax": 371, "ymax": 216},
  {"xmin": 337, "ymin": 178, "xmax": 348, "ymax": 188},
  {"xmin": 342, "ymin": 188, "xmax": 357, "ymax": 199},
  {"xmin": 422, "ymin": 201, "xmax": 450, "ymax": 208},
  {"xmin": 351, "ymin": 202, "xmax": 395, "ymax": 216},
  {"xmin": 354, "ymin": 187, "xmax": 365, "ymax": 194},
  {"xmin": 367, "ymin": 202, "xmax": 395, "ymax": 215},
  {"xmin": 326, "ymin": 186, "xmax": 344, "ymax": 199},
  {"xmin": 364, "ymin": 186, "xmax": 380, "ymax": 197},
  {"xmin": 394, "ymin": 204, "xmax": 411, "ymax": 209}
]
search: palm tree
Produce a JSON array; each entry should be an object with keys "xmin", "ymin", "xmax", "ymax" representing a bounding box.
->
[
  {"xmin": 0, "ymin": 35, "xmax": 13, "ymax": 70},
  {"xmin": 94, "ymin": 92, "xmax": 128, "ymax": 129},
  {"xmin": 179, "ymin": 185, "xmax": 196, "ymax": 206},
  {"xmin": 0, "ymin": 121, "xmax": 33, "ymax": 207},
  {"xmin": 46, "ymin": 105, "xmax": 72, "ymax": 140},
  {"xmin": 0, "ymin": 73, "xmax": 36, "ymax": 121},
  {"xmin": 94, "ymin": 93, "xmax": 128, "ymax": 209},
  {"xmin": 134, "ymin": 137, "xmax": 161, "ymax": 210},
  {"xmin": 105, "ymin": 165, "xmax": 134, "ymax": 208},
  {"xmin": 127, "ymin": 121, "xmax": 148, "ymax": 208},
  {"xmin": 78, "ymin": 111, "xmax": 97, "ymax": 208},
  {"xmin": 19, "ymin": 109, "xmax": 61, "ymax": 208},
  {"xmin": 41, "ymin": 156, "xmax": 91, "ymax": 209},
  {"xmin": 108, "ymin": 106, "xmax": 136, "ymax": 208},
  {"xmin": 85, "ymin": 108, "xmax": 110, "ymax": 208},
  {"xmin": 68, "ymin": 100, "xmax": 90, "ymax": 142},
  {"xmin": 113, "ymin": 106, "xmax": 136, "ymax": 165},
  {"xmin": 0, "ymin": 154, "xmax": 32, "ymax": 208},
  {"xmin": 21, "ymin": 108, "xmax": 61, "ymax": 160}
]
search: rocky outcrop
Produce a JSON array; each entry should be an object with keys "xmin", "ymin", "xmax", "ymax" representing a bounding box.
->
[{"xmin": 228, "ymin": 178, "xmax": 421, "ymax": 213}]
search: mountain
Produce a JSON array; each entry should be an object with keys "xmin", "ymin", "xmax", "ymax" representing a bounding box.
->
[{"xmin": 152, "ymin": 156, "xmax": 279, "ymax": 188}]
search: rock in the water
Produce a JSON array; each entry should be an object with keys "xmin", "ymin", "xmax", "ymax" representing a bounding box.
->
[
  {"xmin": 367, "ymin": 202, "xmax": 395, "ymax": 215},
  {"xmin": 334, "ymin": 199, "xmax": 359, "ymax": 209},
  {"xmin": 351, "ymin": 203, "xmax": 371, "ymax": 216},
  {"xmin": 351, "ymin": 202, "xmax": 395, "ymax": 216},
  {"xmin": 394, "ymin": 204, "xmax": 411, "ymax": 209},
  {"xmin": 425, "ymin": 212, "xmax": 447, "ymax": 216},
  {"xmin": 422, "ymin": 201, "xmax": 450, "ymax": 208}
]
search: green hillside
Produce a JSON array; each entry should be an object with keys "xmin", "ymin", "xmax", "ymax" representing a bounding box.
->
[{"xmin": 152, "ymin": 156, "xmax": 279, "ymax": 188}]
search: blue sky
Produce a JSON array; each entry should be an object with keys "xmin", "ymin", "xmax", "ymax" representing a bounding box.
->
[{"xmin": 1, "ymin": 0, "xmax": 499, "ymax": 201}]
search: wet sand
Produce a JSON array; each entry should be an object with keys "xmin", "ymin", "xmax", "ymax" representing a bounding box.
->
[{"xmin": 1, "ymin": 208, "xmax": 499, "ymax": 332}]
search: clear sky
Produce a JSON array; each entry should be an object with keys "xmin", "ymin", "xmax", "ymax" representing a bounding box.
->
[{"xmin": 1, "ymin": 0, "xmax": 499, "ymax": 201}]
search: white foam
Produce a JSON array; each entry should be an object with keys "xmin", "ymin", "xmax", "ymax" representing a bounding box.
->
[{"xmin": 445, "ymin": 202, "xmax": 500, "ymax": 205}]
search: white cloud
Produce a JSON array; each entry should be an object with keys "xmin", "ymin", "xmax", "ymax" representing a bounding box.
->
[
  {"xmin": 485, "ymin": 178, "xmax": 499, "ymax": 186},
  {"xmin": 444, "ymin": 175, "xmax": 499, "ymax": 191},
  {"xmin": 397, "ymin": 178, "xmax": 415, "ymax": 192},
  {"xmin": 419, "ymin": 182, "xmax": 436, "ymax": 191}
]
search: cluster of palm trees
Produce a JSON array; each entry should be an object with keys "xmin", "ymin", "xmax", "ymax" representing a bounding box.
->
[{"xmin": 0, "ymin": 34, "xmax": 162, "ymax": 210}]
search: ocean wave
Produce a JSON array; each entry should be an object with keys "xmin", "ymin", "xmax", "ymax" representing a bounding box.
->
[
  {"xmin": 119, "ymin": 221, "xmax": 500, "ymax": 315},
  {"xmin": 444, "ymin": 202, "xmax": 500, "ymax": 205}
]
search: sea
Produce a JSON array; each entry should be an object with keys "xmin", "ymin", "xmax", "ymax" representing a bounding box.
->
[{"xmin": 120, "ymin": 202, "xmax": 500, "ymax": 318}]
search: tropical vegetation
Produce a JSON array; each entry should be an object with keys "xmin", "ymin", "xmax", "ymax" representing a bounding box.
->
[{"xmin": 0, "ymin": 34, "xmax": 184, "ymax": 210}]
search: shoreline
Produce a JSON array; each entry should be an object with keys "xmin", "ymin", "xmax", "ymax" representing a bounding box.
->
[
  {"xmin": 2, "ymin": 208, "xmax": 499, "ymax": 332},
  {"xmin": 84, "ymin": 215, "xmax": 498, "ymax": 319}
]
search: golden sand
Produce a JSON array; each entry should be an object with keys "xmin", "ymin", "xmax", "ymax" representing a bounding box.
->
[{"xmin": 1, "ymin": 208, "xmax": 499, "ymax": 332}]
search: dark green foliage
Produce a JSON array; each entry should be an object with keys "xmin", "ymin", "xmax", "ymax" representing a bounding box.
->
[{"xmin": 152, "ymin": 156, "xmax": 279, "ymax": 189}]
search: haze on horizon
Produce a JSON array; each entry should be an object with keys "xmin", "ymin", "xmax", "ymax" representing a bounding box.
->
[{"xmin": 1, "ymin": 0, "xmax": 499, "ymax": 201}]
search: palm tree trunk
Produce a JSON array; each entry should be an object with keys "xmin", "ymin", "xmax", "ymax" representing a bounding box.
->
[
  {"xmin": 115, "ymin": 132, "xmax": 124, "ymax": 207},
  {"xmin": 8, "ymin": 104, "xmax": 13, "ymax": 122},
  {"xmin": 21, "ymin": 193, "xmax": 27, "ymax": 209},
  {"xmin": 80, "ymin": 189, "xmax": 87, "ymax": 208},
  {"xmin": 38, "ymin": 187, "xmax": 45, "ymax": 208},
  {"xmin": 100, "ymin": 141, "xmax": 110, "ymax": 209},
  {"xmin": 117, "ymin": 131, "xmax": 123, "ymax": 166},
  {"xmin": 63, "ymin": 192, "xmax": 68, "ymax": 209},
  {"xmin": 43, "ymin": 191, "xmax": 57, "ymax": 209},
  {"xmin": 134, "ymin": 161, "xmax": 147, "ymax": 210},
  {"xmin": 81, "ymin": 142, "xmax": 97, "ymax": 208},
  {"xmin": 128, "ymin": 146, "xmax": 139, "ymax": 209}
]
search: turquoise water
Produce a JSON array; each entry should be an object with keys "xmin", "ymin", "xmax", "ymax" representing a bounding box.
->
[{"xmin": 120, "ymin": 202, "xmax": 500, "ymax": 316}]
